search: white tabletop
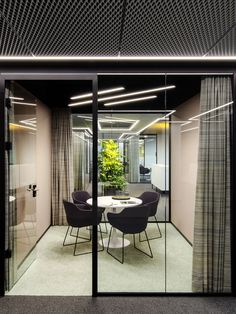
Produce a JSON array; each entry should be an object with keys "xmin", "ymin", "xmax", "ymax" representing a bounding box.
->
[{"xmin": 86, "ymin": 196, "xmax": 142, "ymax": 208}]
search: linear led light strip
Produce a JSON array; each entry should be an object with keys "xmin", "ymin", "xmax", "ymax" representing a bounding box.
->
[
  {"xmin": 99, "ymin": 118, "xmax": 136, "ymax": 123},
  {"xmin": 20, "ymin": 118, "xmax": 37, "ymax": 127},
  {"xmin": 68, "ymin": 85, "xmax": 175, "ymax": 106},
  {"xmin": 189, "ymin": 101, "xmax": 233, "ymax": 120},
  {"xmin": 71, "ymin": 87, "xmax": 125, "ymax": 100},
  {"xmin": 10, "ymin": 123, "xmax": 36, "ymax": 131},
  {"xmin": 20, "ymin": 121, "xmax": 37, "ymax": 127},
  {"xmin": 73, "ymin": 132, "xmax": 90, "ymax": 144},
  {"xmin": 1, "ymin": 56, "xmax": 236, "ymax": 60},
  {"xmin": 104, "ymin": 95, "xmax": 157, "ymax": 106},
  {"xmin": 98, "ymin": 119, "xmax": 139, "ymax": 131},
  {"xmin": 12, "ymin": 101, "xmax": 37, "ymax": 106},
  {"xmin": 9, "ymin": 96, "xmax": 24, "ymax": 100},
  {"xmin": 77, "ymin": 115, "xmax": 136, "ymax": 122},
  {"xmin": 119, "ymin": 110, "xmax": 176, "ymax": 139},
  {"xmin": 181, "ymin": 127, "xmax": 199, "ymax": 133},
  {"xmin": 181, "ymin": 101, "xmax": 233, "ymax": 127},
  {"xmin": 72, "ymin": 127, "xmax": 93, "ymax": 135}
]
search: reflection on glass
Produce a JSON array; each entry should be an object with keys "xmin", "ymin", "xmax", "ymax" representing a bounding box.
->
[
  {"xmin": 97, "ymin": 111, "xmax": 169, "ymax": 292},
  {"xmin": 8, "ymin": 82, "xmax": 37, "ymax": 285}
]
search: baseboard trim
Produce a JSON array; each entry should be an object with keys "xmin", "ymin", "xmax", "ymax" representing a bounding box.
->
[{"xmin": 170, "ymin": 222, "xmax": 192, "ymax": 246}]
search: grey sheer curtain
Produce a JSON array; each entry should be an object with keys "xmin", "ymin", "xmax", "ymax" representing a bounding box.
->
[
  {"xmin": 192, "ymin": 77, "xmax": 232, "ymax": 292},
  {"xmin": 51, "ymin": 108, "xmax": 74, "ymax": 225},
  {"xmin": 127, "ymin": 136, "xmax": 140, "ymax": 183},
  {"xmin": 73, "ymin": 131, "xmax": 85, "ymax": 191}
]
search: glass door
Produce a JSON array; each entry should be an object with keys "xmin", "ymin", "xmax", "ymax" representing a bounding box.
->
[{"xmin": 5, "ymin": 81, "xmax": 37, "ymax": 290}]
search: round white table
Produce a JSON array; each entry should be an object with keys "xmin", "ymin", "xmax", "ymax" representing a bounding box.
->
[{"xmin": 87, "ymin": 196, "xmax": 142, "ymax": 248}]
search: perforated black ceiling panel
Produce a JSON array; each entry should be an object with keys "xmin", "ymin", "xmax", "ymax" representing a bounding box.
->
[
  {"xmin": 0, "ymin": 0, "xmax": 235, "ymax": 56},
  {"xmin": 0, "ymin": 0, "xmax": 123, "ymax": 56},
  {"xmin": 121, "ymin": 0, "xmax": 236, "ymax": 56}
]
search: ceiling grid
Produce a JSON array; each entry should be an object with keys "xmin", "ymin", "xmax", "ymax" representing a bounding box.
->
[{"xmin": 0, "ymin": 0, "xmax": 235, "ymax": 57}]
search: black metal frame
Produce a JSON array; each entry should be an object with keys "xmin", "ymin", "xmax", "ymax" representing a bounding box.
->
[{"xmin": 0, "ymin": 61, "xmax": 235, "ymax": 297}]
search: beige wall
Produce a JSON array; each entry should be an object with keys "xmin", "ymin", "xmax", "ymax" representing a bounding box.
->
[
  {"xmin": 171, "ymin": 94, "xmax": 200, "ymax": 243},
  {"xmin": 36, "ymin": 101, "xmax": 51, "ymax": 239}
]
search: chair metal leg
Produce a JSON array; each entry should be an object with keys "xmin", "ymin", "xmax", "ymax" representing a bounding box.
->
[
  {"xmin": 107, "ymin": 228, "xmax": 124, "ymax": 264},
  {"xmin": 100, "ymin": 212, "xmax": 108, "ymax": 234},
  {"xmin": 72, "ymin": 225, "xmax": 104, "ymax": 256},
  {"xmin": 73, "ymin": 227, "xmax": 80, "ymax": 256},
  {"xmin": 70, "ymin": 226, "xmax": 91, "ymax": 241},
  {"xmin": 139, "ymin": 216, "xmax": 162, "ymax": 242},
  {"xmin": 154, "ymin": 216, "xmax": 162, "ymax": 239},
  {"xmin": 97, "ymin": 224, "xmax": 104, "ymax": 252},
  {"xmin": 134, "ymin": 230, "xmax": 153, "ymax": 258},
  {"xmin": 63, "ymin": 226, "xmax": 71, "ymax": 246},
  {"xmin": 73, "ymin": 228, "xmax": 93, "ymax": 256},
  {"xmin": 63, "ymin": 225, "xmax": 91, "ymax": 255}
]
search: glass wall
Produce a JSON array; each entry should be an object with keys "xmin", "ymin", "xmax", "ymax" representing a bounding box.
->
[
  {"xmin": 97, "ymin": 75, "xmax": 168, "ymax": 292},
  {"xmin": 4, "ymin": 74, "xmax": 232, "ymax": 295},
  {"xmin": 96, "ymin": 73, "xmax": 232, "ymax": 294}
]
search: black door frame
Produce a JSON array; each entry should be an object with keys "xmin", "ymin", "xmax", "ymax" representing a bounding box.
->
[{"xmin": 0, "ymin": 62, "xmax": 235, "ymax": 297}]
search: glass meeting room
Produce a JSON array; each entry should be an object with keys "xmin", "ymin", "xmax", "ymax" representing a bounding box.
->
[{"xmin": 5, "ymin": 73, "xmax": 233, "ymax": 295}]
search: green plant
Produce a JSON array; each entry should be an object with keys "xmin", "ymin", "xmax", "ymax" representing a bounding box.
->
[{"xmin": 98, "ymin": 139, "xmax": 126, "ymax": 190}]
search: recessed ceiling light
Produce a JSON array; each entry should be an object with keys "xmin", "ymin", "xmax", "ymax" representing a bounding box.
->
[
  {"xmin": 9, "ymin": 96, "xmax": 24, "ymax": 100},
  {"xmin": 68, "ymin": 85, "xmax": 175, "ymax": 107},
  {"xmin": 104, "ymin": 95, "xmax": 157, "ymax": 106},
  {"xmin": 71, "ymin": 87, "xmax": 125, "ymax": 100}
]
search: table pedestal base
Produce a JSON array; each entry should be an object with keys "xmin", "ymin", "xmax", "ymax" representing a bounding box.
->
[{"xmin": 99, "ymin": 237, "xmax": 130, "ymax": 248}]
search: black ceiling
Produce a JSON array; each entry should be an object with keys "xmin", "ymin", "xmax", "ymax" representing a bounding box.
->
[
  {"xmin": 18, "ymin": 75, "xmax": 201, "ymax": 112},
  {"xmin": 0, "ymin": 0, "xmax": 235, "ymax": 57}
]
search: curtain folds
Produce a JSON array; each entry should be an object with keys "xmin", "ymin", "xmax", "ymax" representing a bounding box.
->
[
  {"xmin": 51, "ymin": 108, "xmax": 74, "ymax": 225},
  {"xmin": 192, "ymin": 76, "xmax": 232, "ymax": 292}
]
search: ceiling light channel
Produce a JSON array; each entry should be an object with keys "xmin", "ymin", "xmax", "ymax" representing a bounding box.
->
[
  {"xmin": 9, "ymin": 96, "xmax": 24, "ymax": 100},
  {"xmin": 71, "ymin": 87, "xmax": 125, "ymax": 100},
  {"xmin": 101, "ymin": 85, "xmax": 175, "ymax": 102},
  {"xmin": 189, "ymin": 101, "xmax": 233, "ymax": 120},
  {"xmin": 68, "ymin": 85, "xmax": 175, "ymax": 107},
  {"xmin": 181, "ymin": 101, "xmax": 233, "ymax": 128},
  {"xmin": 104, "ymin": 95, "xmax": 157, "ymax": 106},
  {"xmin": 11, "ymin": 101, "xmax": 37, "ymax": 106},
  {"xmin": 119, "ymin": 110, "xmax": 176, "ymax": 140}
]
